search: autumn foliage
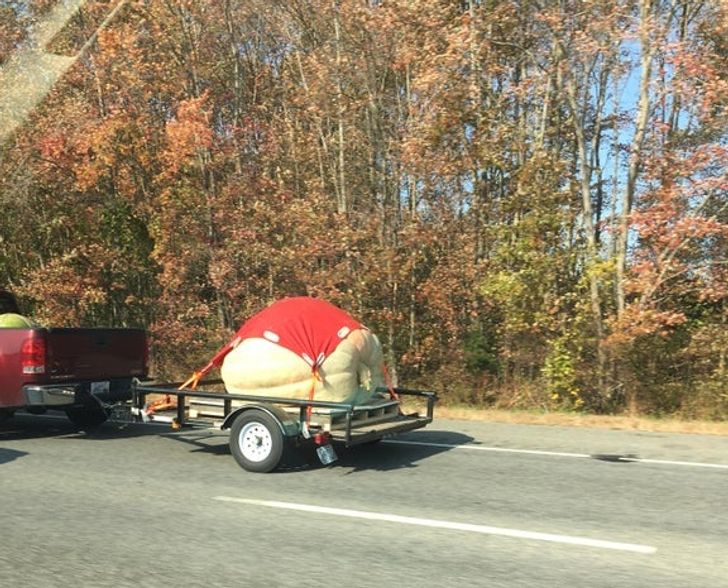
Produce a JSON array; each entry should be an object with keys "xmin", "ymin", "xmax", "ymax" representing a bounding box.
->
[{"xmin": 1, "ymin": 0, "xmax": 726, "ymax": 418}]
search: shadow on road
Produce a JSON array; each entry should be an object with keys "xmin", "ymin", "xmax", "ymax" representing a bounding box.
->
[
  {"xmin": 0, "ymin": 448, "xmax": 28, "ymax": 465},
  {"xmin": 0, "ymin": 413, "xmax": 168, "ymax": 442},
  {"xmin": 0, "ymin": 415, "xmax": 77, "ymax": 441},
  {"xmin": 332, "ymin": 430, "xmax": 474, "ymax": 474},
  {"xmin": 151, "ymin": 428, "xmax": 474, "ymax": 474},
  {"xmin": 2, "ymin": 415, "xmax": 470, "ymax": 474},
  {"xmin": 159, "ymin": 430, "xmax": 230, "ymax": 456}
]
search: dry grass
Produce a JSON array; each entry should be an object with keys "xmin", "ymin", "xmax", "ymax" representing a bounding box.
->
[{"xmin": 405, "ymin": 401, "xmax": 728, "ymax": 436}]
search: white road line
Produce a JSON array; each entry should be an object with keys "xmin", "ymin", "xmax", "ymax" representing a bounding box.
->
[
  {"xmin": 213, "ymin": 496, "xmax": 656, "ymax": 555},
  {"xmin": 385, "ymin": 439, "xmax": 589, "ymax": 458},
  {"xmin": 627, "ymin": 457, "xmax": 728, "ymax": 469},
  {"xmin": 383, "ymin": 439, "xmax": 728, "ymax": 470}
]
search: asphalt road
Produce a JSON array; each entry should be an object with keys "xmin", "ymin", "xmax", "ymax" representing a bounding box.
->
[{"xmin": 1, "ymin": 413, "xmax": 727, "ymax": 588}]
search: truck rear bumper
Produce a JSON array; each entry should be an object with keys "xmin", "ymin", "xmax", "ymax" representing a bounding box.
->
[
  {"xmin": 23, "ymin": 384, "xmax": 77, "ymax": 406},
  {"xmin": 23, "ymin": 378, "xmax": 135, "ymax": 407}
]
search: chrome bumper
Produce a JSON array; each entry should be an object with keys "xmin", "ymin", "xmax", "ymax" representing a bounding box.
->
[{"xmin": 23, "ymin": 385, "xmax": 78, "ymax": 407}]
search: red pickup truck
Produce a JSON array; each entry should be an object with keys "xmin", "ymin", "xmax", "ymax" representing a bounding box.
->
[{"xmin": 0, "ymin": 290, "xmax": 148, "ymax": 429}]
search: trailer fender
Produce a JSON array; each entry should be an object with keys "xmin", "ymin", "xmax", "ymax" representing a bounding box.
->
[{"xmin": 221, "ymin": 404, "xmax": 300, "ymax": 438}]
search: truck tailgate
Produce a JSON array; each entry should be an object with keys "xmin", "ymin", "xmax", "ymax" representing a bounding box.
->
[{"xmin": 45, "ymin": 328, "xmax": 147, "ymax": 381}]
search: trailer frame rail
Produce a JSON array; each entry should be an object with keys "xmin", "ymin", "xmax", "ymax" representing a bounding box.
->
[{"xmin": 131, "ymin": 379, "xmax": 436, "ymax": 449}]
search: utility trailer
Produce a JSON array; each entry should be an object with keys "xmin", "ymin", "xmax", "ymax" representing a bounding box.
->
[{"xmin": 130, "ymin": 380, "xmax": 436, "ymax": 473}]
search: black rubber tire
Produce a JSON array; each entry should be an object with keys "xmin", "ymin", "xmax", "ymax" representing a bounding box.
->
[
  {"xmin": 65, "ymin": 403, "xmax": 109, "ymax": 431},
  {"xmin": 0, "ymin": 409, "xmax": 14, "ymax": 424},
  {"xmin": 229, "ymin": 410, "xmax": 285, "ymax": 473}
]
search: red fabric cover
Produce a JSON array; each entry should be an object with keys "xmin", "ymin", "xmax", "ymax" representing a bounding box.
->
[{"xmin": 232, "ymin": 297, "xmax": 362, "ymax": 370}]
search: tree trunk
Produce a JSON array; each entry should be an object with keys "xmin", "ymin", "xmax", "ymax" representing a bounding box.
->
[{"xmin": 616, "ymin": 0, "xmax": 655, "ymax": 316}]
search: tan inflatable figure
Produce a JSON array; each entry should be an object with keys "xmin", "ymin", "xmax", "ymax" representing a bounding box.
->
[{"xmin": 177, "ymin": 297, "xmax": 387, "ymax": 408}]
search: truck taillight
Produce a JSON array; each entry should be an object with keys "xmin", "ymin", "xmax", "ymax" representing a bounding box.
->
[{"xmin": 21, "ymin": 336, "xmax": 46, "ymax": 375}]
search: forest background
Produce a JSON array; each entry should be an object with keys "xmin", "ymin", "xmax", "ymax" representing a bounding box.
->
[{"xmin": 1, "ymin": 0, "xmax": 726, "ymax": 418}]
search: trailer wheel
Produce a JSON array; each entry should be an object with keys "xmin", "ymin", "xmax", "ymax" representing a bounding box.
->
[
  {"xmin": 229, "ymin": 410, "xmax": 284, "ymax": 473},
  {"xmin": 65, "ymin": 403, "xmax": 109, "ymax": 431}
]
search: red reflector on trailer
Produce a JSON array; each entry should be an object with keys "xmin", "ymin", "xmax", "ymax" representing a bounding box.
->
[{"xmin": 313, "ymin": 432, "xmax": 331, "ymax": 445}]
